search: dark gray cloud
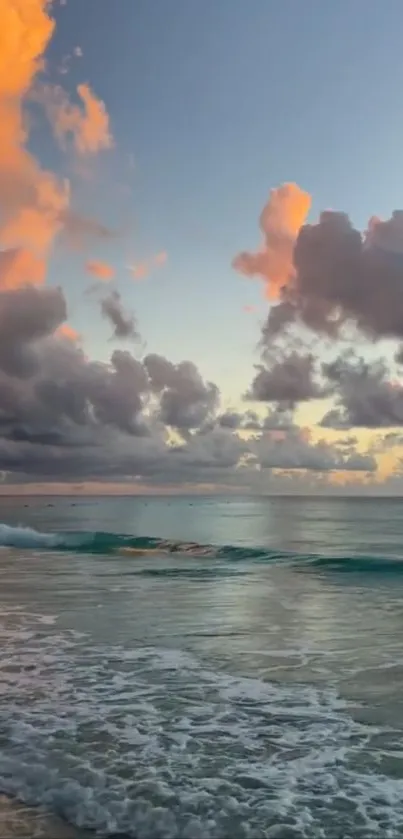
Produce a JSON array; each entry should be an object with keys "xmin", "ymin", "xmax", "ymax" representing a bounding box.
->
[
  {"xmin": 170, "ymin": 427, "xmax": 248, "ymax": 472},
  {"xmin": 321, "ymin": 353, "xmax": 403, "ymax": 428},
  {"xmin": 234, "ymin": 192, "xmax": 403, "ymax": 346},
  {"xmin": 217, "ymin": 407, "xmax": 295, "ymax": 432},
  {"xmin": 0, "ymin": 285, "xmax": 66, "ymax": 378},
  {"xmin": 144, "ymin": 354, "xmax": 177, "ymax": 392},
  {"xmin": 144, "ymin": 354, "xmax": 219, "ymax": 433},
  {"xmin": 101, "ymin": 291, "xmax": 138, "ymax": 340},
  {"xmin": 247, "ymin": 352, "xmax": 320, "ymax": 405},
  {"xmin": 218, "ymin": 411, "xmax": 242, "ymax": 429},
  {"xmin": 265, "ymin": 209, "xmax": 403, "ymax": 343},
  {"xmin": 254, "ymin": 428, "xmax": 376, "ymax": 473},
  {"xmin": 0, "ymin": 282, "xmax": 377, "ymax": 487},
  {"xmin": 261, "ymin": 406, "xmax": 295, "ymax": 430},
  {"xmin": 395, "ymin": 346, "xmax": 403, "ymax": 365}
]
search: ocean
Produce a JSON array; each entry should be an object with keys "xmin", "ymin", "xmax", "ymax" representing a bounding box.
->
[{"xmin": 0, "ymin": 495, "xmax": 403, "ymax": 838}]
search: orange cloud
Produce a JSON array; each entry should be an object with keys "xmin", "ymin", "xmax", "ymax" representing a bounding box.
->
[
  {"xmin": 0, "ymin": 0, "xmax": 69, "ymax": 280},
  {"xmin": 85, "ymin": 259, "xmax": 115, "ymax": 281},
  {"xmin": 129, "ymin": 262, "xmax": 148, "ymax": 280},
  {"xmin": 128, "ymin": 252, "xmax": 167, "ymax": 280},
  {"xmin": 38, "ymin": 82, "xmax": 113, "ymax": 156},
  {"xmin": 0, "ymin": 0, "xmax": 116, "ymax": 294},
  {"xmin": 0, "ymin": 247, "xmax": 46, "ymax": 288},
  {"xmin": 56, "ymin": 323, "xmax": 80, "ymax": 342},
  {"xmin": 233, "ymin": 183, "xmax": 311, "ymax": 299}
]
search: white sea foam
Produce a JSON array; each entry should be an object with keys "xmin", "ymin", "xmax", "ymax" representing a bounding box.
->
[
  {"xmin": 0, "ymin": 523, "xmax": 58, "ymax": 550},
  {"xmin": 0, "ymin": 610, "xmax": 402, "ymax": 838}
]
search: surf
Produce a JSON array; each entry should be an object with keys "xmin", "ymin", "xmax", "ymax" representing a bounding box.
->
[{"xmin": 0, "ymin": 522, "xmax": 402, "ymax": 572}]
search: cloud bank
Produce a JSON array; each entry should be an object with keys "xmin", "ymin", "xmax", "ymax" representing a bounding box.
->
[
  {"xmin": 0, "ymin": 5, "xmax": 395, "ymax": 493},
  {"xmin": 232, "ymin": 180, "xmax": 403, "ymax": 491}
]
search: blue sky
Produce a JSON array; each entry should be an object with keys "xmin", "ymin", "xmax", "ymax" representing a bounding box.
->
[{"xmin": 46, "ymin": 0, "xmax": 403, "ymax": 403}]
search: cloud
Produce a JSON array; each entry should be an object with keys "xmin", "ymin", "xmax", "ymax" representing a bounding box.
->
[
  {"xmin": 247, "ymin": 351, "xmax": 321, "ymax": 405},
  {"xmin": 170, "ymin": 427, "xmax": 248, "ymax": 472},
  {"xmin": 0, "ymin": 285, "xmax": 66, "ymax": 377},
  {"xmin": 128, "ymin": 252, "xmax": 168, "ymax": 281},
  {"xmin": 261, "ymin": 406, "xmax": 296, "ymax": 430},
  {"xmin": 101, "ymin": 291, "xmax": 138, "ymax": 340},
  {"xmin": 263, "ymin": 204, "xmax": 403, "ymax": 345},
  {"xmin": 0, "ymin": 0, "xmax": 115, "ymax": 290},
  {"xmin": 253, "ymin": 427, "xmax": 376, "ymax": 473},
  {"xmin": 154, "ymin": 251, "xmax": 167, "ymax": 266},
  {"xmin": 85, "ymin": 260, "xmax": 115, "ymax": 281},
  {"xmin": 218, "ymin": 411, "xmax": 243, "ymax": 429},
  {"xmin": 218, "ymin": 407, "xmax": 295, "ymax": 431},
  {"xmin": 129, "ymin": 262, "xmax": 148, "ymax": 281},
  {"xmin": 0, "ymin": 0, "xmax": 69, "ymax": 267},
  {"xmin": 233, "ymin": 183, "xmax": 403, "ymax": 348},
  {"xmin": 321, "ymin": 353, "xmax": 403, "ymax": 428},
  {"xmin": 56, "ymin": 323, "xmax": 80, "ymax": 342},
  {"xmin": 144, "ymin": 354, "xmax": 219, "ymax": 433},
  {"xmin": 0, "ymin": 284, "xmax": 377, "ymax": 488},
  {"xmin": 37, "ymin": 82, "xmax": 113, "ymax": 156},
  {"xmin": 0, "ymin": 13, "xmax": 385, "ymax": 491},
  {"xmin": 0, "ymin": 248, "xmax": 46, "ymax": 289},
  {"xmin": 233, "ymin": 183, "xmax": 311, "ymax": 299}
]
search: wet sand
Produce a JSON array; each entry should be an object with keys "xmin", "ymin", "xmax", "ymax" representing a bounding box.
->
[{"xmin": 0, "ymin": 795, "xmax": 84, "ymax": 839}]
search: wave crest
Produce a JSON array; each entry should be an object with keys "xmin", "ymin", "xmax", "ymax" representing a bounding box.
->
[{"xmin": 0, "ymin": 522, "xmax": 402, "ymax": 573}]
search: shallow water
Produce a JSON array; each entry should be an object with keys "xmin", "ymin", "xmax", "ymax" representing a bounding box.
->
[{"xmin": 0, "ymin": 495, "xmax": 403, "ymax": 838}]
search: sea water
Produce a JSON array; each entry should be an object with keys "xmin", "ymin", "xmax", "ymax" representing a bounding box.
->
[{"xmin": 0, "ymin": 495, "xmax": 403, "ymax": 838}]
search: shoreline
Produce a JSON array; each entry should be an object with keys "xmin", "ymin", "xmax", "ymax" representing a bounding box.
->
[{"xmin": 0, "ymin": 795, "xmax": 86, "ymax": 839}]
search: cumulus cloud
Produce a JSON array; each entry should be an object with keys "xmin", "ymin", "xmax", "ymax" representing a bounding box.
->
[
  {"xmin": 247, "ymin": 352, "xmax": 321, "ymax": 405},
  {"xmin": 217, "ymin": 411, "xmax": 241, "ymax": 430},
  {"xmin": 254, "ymin": 427, "xmax": 376, "ymax": 473},
  {"xmin": 261, "ymin": 406, "xmax": 296, "ymax": 430},
  {"xmin": 0, "ymin": 0, "xmax": 115, "ymax": 293},
  {"xmin": 0, "ymin": 0, "xmax": 69, "ymax": 266},
  {"xmin": 233, "ymin": 183, "xmax": 311, "ymax": 299},
  {"xmin": 321, "ymin": 353, "xmax": 403, "ymax": 428},
  {"xmin": 55, "ymin": 323, "xmax": 80, "ymax": 342},
  {"xmin": 0, "ymin": 12, "xmax": 382, "ymax": 490},
  {"xmin": 0, "ymin": 248, "xmax": 46, "ymax": 289},
  {"xmin": 144, "ymin": 354, "xmax": 219, "ymax": 433},
  {"xmin": 170, "ymin": 426, "xmax": 248, "ymax": 473},
  {"xmin": 101, "ymin": 291, "xmax": 138, "ymax": 340},
  {"xmin": 234, "ymin": 183, "xmax": 403, "ymax": 346},
  {"xmin": 0, "ymin": 292, "xmax": 377, "ymax": 487},
  {"xmin": 0, "ymin": 285, "xmax": 66, "ymax": 377},
  {"xmin": 218, "ymin": 407, "xmax": 295, "ymax": 432}
]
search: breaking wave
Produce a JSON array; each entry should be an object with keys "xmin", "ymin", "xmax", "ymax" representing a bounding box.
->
[
  {"xmin": 0, "ymin": 609, "xmax": 402, "ymax": 838},
  {"xmin": 0, "ymin": 522, "xmax": 403, "ymax": 572}
]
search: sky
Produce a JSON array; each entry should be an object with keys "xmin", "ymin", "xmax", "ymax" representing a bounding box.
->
[{"xmin": 2, "ymin": 0, "xmax": 403, "ymax": 494}]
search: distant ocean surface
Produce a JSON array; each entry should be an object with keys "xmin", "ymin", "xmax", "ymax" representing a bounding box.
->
[{"xmin": 1, "ymin": 495, "xmax": 403, "ymax": 838}]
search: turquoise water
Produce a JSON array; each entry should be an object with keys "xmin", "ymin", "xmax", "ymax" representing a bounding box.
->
[{"xmin": 1, "ymin": 495, "xmax": 403, "ymax": 837}]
